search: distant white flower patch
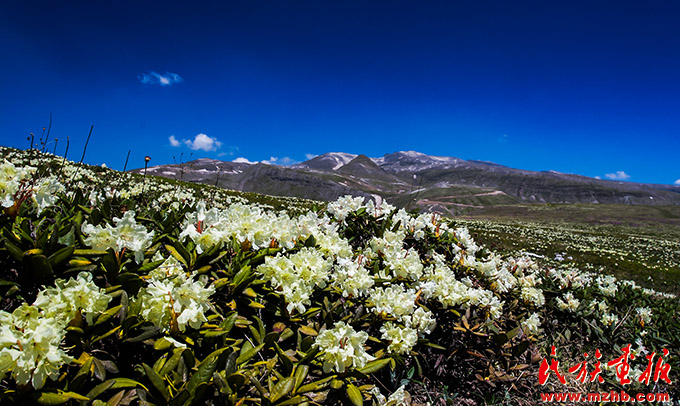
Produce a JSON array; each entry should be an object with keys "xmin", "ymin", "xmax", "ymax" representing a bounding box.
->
[{"xmin": 138, "ymin": 71, "xmax": 183, "ymax": 86}]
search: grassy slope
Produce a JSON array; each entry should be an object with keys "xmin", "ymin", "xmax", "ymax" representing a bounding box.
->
[{"xmin": 454, "ymin": 204, "xmax": 680, "ymax": 295}]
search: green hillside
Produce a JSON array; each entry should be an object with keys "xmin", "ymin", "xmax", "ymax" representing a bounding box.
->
[{"xmin": 0, "ymin": 146, "xmax": 677, "ymax": 405}]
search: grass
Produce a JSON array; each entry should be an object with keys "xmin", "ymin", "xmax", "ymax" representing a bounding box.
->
[{"xmin": 453, "ymin": 203, "xmax": 680, "ymax": 295}]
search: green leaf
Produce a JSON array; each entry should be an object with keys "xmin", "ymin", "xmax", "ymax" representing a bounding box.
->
[
  {"xmin": 3, "ymin": 239, "xmax": 23, "ymax": 261},
  {"xmin": 165, "ymin": 244, "xmax": 188, "ymax": 267},
  {"xmin": 124, "ymin": 326, "xmax": 161, "ymax": 343},
  {"xmin": 270, "ymin": 377, "xmax": 295, "ymax": 403},
  {"xmin": 85, "ymin": 378, "xmax": 147, "ymax": 401},
  {"xmin": 73, "ymin": 249, "xmax": 108, "ymax": 257},
  {"xmin": 276, "ymin": 395, "xmax": 309, "ymax": 406},
  {"xmin": 187, "ymin": 347, "xmax": 229, "ymax": 395},
  {"xmin": 47, "ymin": 245, "xmax": 75, "ymax": 268},
  {"xmin": 346, "ymin": 383, "xmax": 363, "ymax": 406},
  {"xmin": 95, "ymin": 305, "xmax": 123, "ymax": 325},
  {"xmin": 137, "ymin": 259, "xmax": 165, "ymax": 273},
  {"xmin": 142, "ymin": 363, "xmax": 170, "ymax": 401},
  {"xmin": 293, "ymin": 364, "xmax": 309, "ymax": 393},
  {"xmin": 296, "ymin": 376, "xmax": 334, "ymax": 394},
  {"xmin": 236, "ymin": 342, "xmax": 264, "ymax": 365},
  {"xmin": 357, "ymin": 358, "xmax": 391, "ymax": 375},
  {"xmin": 34, "ymin": 390, "xmax": 89, "ymax": 405},
  {"xmin": 159, "ymin": 348, "xmax": 186, "ymax": 377},
  {"xmin": 298, "ymin": 325, "xmax": 318, "ymax": 336}
]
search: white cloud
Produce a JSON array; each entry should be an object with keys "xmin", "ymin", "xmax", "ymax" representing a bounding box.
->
[
  {"xmin": 233, "ymin": 157, "xmax": 256, "ymax": 164},
  {"xmin": 139, "ymin": 71, "xmax": 183, "ymax": 86},
  {"xmin": 169, "ymin": 135, "xmax": 180, "ymax": 147},
  {"xmin": 594, "ymin": 176, "xmax": 601, "ymax": 180},
  {"xmin": 261, "ymin": 157, "xmax": 278, "ymax": 165},
  {"xmin": 183, "ymin": 133, "xmax": 222, "ymax": 152},
  {"xmin": 674, "ymin": 179, "xmax": 680, "ymax": 185},
  {"xmin": 305, "ymin": 153, "xmax": 318, "ymax": 160},
  {"xmin": 605, "ymin": 171, "xmax": 630, "ymax": 180}
]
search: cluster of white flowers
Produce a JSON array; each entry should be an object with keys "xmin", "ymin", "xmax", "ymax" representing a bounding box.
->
[
  {"xmin": 600, "ymin": 312, "xmax": 619, "ymax": 327},
  {"xmin": 596, "ymin": 275, "xmax": 618, "ymax": 297},
  {"xmin": 0, "ymin": 160, "xmax": 36, "ymax": 208},
  {"xmin": 636, "ymin": 307, "xmax": 652, "ymax": 326},
  {"xmin": 521, "ymin": 312, "xmax": 541, "ymax": 335},
  {"xmin": 326, "ymin": 195, "xmax": 368, "ymax": 222},
  {"xmin": 379, "ymin": 322, "xmax": 418, "ymax": 355},
  {"xmin": 371, "ymin": 385, "xmax": 409, "ymax": 406},
  {"xmin": 331, "ymin": 257, "xmax": 375, "ymax": 298},
  {"xmin": 556, "ymin": 292, "xmax": 580, "ymax": 312},
  {"xmin": 314, "ymin": 322, "xmax": 375, "ymax": 373},
  {"xmin": 81, "ymin": 210, "xmax": 155, "ymax": 263},
  {"xmin": 0, "ymin": 273, "xmax": 110, "ymax": 389},
  {"xmin": 549, "ymin": 268, "xmax": 593, "ymax": 290},
  {"xmin": 370, "ymin": 285, "xmax": 417, "ymax": 318},
  {"xmin": 33, "ymin": 272, "xmax": 112, "ymax": 324},
  {"xmin": 257, "ymin": 247, "xmax": 332, "ymax": 313},
  {"xmin": 418, "ymin": 261, "xmax": 504, "ymax": 319},
  {"xmin": 0, "ymin": 160, "xmax": 64, "ymax": 214},
  {"xmin": 133, "ymin": 256, "xmax": 215, "ymax": 331}
]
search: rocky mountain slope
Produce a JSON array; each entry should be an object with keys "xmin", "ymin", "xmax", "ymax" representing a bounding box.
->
[{"xmin": 134, "ymin": 151, "xmax": 680, "ymax": 214}]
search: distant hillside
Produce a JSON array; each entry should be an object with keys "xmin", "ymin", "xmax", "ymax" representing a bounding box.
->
[{"xmin": 134, "ymin": 151, "xmax": 680, "ymax": 214}]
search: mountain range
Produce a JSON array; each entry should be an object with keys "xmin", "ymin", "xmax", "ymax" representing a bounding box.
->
[{"xmin": 133, "ymin": 151, "xmax": 680, "ymax": 214}]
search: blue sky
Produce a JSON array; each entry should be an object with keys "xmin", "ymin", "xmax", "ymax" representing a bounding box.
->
[{"xmin": 1, "ymin": 1, "xmax": 679, "ymax": 184}]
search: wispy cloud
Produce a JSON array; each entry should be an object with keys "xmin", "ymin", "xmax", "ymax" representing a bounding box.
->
[
  {"xmin": 498, "ymin": 134, "xmax": 509, "ymax": 143},
  {"xmin": 139, "ymin": 71, "xmax": 183, "ymax": 86},
  {"xmin": 232, "ymin": 156, "xmax": 299, "ymax": 165},
  {"xmin": 233, "ymin": 157, "xmax": 256, "ymax": 164},
  {"xmin": 262, "ymin": 156, "xmax": 299, "ymax": 165},
  {"xmin": 305, "ymin": 153, "xmax": 318, "ymax": 160},
  {"xmin": 605, "ymin": 171, "xmax": 630, "ymax": 180},
  {"xmin": 169, "ymin": 135, "xmax": 180, "ymax": 147},
  {"xmin": 674, "ymin": 179, "xmax": 680, "ymax": 185},
  {"xmin": 184, "ymin": 133, "xmax": 222, "ymax": 152}
]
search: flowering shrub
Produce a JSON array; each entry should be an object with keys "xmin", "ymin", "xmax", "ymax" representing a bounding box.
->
[{"xmin": 0, "ymin": 146, "xmax": 677, "ymax": 404}]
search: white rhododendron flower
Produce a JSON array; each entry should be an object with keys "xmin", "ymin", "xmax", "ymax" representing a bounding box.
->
[
  {"xmin": 406, "ymin": 307, "xmax": 437, "ymax": 335},
  {"xmin": 257, "ymin": 247, "xmax": 332, "ymax": 313},
  {"xmin": 380, "ymin": 322, "xmax": 418, "ymax": 354},
  {"xmin": 326, "ymin": 195, "xmax": 366, "ymax": 221},
  {"xmin": 371, "ymin": 385, "xmax": 410, "ymax": 406},
  {"xmin": 32, "ymin": 176, "xmax": 64, "ymax": 213},
  {"xmin": 370, "ymin": 285, "xmax": 417, "ymax": 318},
  {"xmin": 521, "ymin": 312, "xmax": 541, "ymax": 335},
  {"xmin": 556, "ymin": 292, "xmax": 580, "ymax": 312},
  {"xmin": 636, "ymin": 307, "xmax": 652, "ymax": 326},
  {"xmin": 596, "ymin": 275, "xmax": 618, "ymax": 297},
  {"xmin": 0, "ymin": 273, "xmax": 111, "ymax": 389},
  {"xmin": 315, "ymin": 322, "xmax": 375, "ymax": 373},
  {"xmin": 0, "ymin": 160, "xmax": 35, "ymax": 208},
  {"xmin": 134, "ymin": 256, "xmax": 215, "ymax": 331},
  {"xmin": 600, "ymin": 312, "xmax": 619, "ymax": 327},
  {"xmin": 332, "ymin": 257, "xmax": 375, "ymax": 298},
  {"xmin": 33, "ymin": 272, "xmax": 111, "ymax": 324},
  {"xmin": 82, "ymin": 210, "xmax": 155, "ymax": 262},
  {"xmin": 520, "ymin": 287, "xmax": 545, "ymax": 307}
]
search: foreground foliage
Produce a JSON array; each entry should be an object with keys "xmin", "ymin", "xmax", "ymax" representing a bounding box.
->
[{"xmin": 0, "ymin": 146, "xmax": 677, "ymax": 405}]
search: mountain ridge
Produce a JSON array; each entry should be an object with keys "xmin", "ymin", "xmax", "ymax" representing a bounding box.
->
[{"xmin": 135, "ymin": 151, "xmax": 680, "ymax": 214}]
